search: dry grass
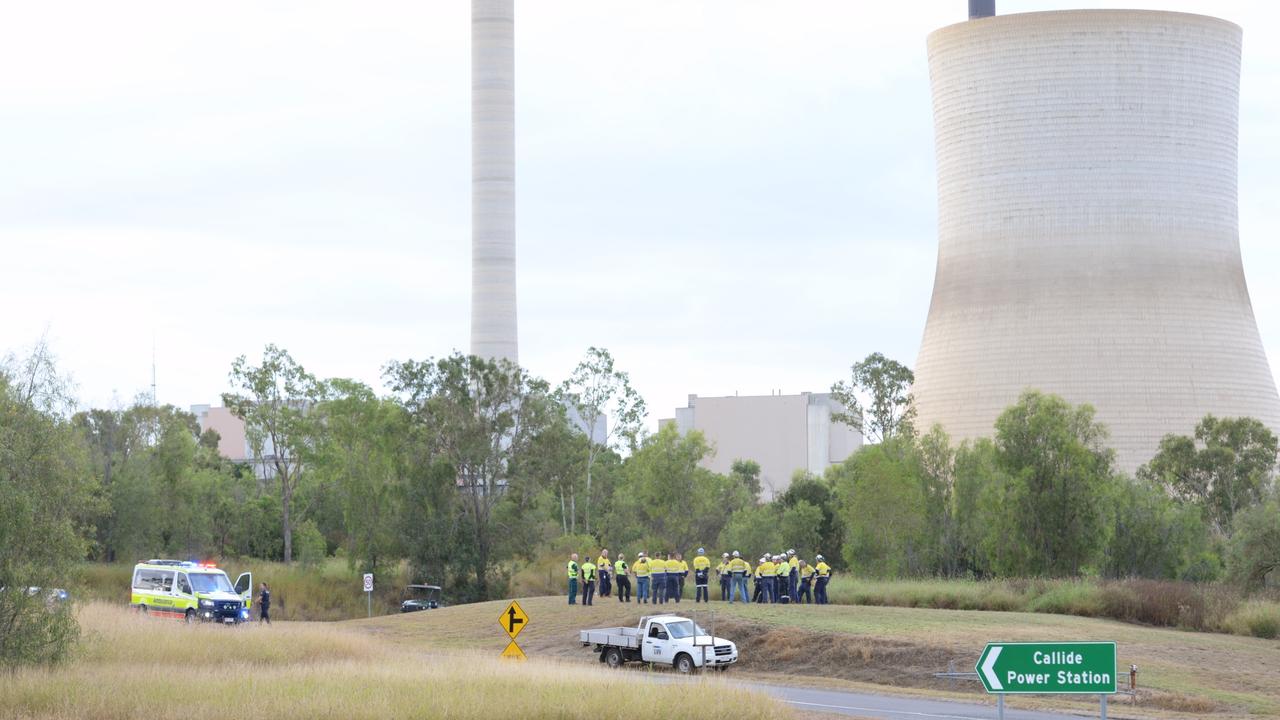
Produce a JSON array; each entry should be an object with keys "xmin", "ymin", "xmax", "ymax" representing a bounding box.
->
[{"xmin": 0, "ymin": 603, "xmax": 791, "ymax": 720}]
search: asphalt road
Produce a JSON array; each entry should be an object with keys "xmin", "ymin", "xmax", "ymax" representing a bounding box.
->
[{"xmin": 741, "ymin": 682, "xmax": 1101, "ymax": 720}]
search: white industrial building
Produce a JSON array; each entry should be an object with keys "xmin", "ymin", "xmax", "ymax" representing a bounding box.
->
[
  {"xmin": 912, "ymin": 8, "xmax": 1280, "ymax": 474},
  {"xmin": 662, "ymin": 393, "xmax": 863, "ymax": 500}
]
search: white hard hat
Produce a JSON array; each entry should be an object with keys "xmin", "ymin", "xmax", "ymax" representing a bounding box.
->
[
  {"xmin": 697, "ymin": 547, "xmax": 705, "ymax": 554},
  {"xmin": 722, "ymin": 552, "xmax": 729, "ymax": 558},
  {"xmin": 638, "ymin": 551, "xmax": 645, "ymax": 557},
  {"xmin": 731, "ymin": 550, "xmax": 740, "ymax": 557},
  {"xmin": 788, "ymin": 549, "xmax": 796, "ymax": 555},
  {"xmin": 815, "ymin": 554, "xmax": 824, "ymax": 560}
]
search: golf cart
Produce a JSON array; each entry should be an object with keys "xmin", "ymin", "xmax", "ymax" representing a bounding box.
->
[{"xmin": 400, "ymin": 584, "xmax": 443, "ymax": 613}]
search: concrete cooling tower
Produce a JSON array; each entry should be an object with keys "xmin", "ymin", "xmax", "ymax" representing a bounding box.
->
[
  {"xmin": 912, "ymin": 10, "xmax": 1280, "ymax": 473},
  {"xmin": 471, "ymin": 0, "xmax": 518, "ymax": 363}
]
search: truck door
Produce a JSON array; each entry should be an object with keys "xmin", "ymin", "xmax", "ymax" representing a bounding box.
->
[
  {"xmin": 641, "ymin": 621, "xmax": 669, "ymax": 663},
  {"xmin": 235, "ymin": 572, "xmax": 253, "ymax": 609}
]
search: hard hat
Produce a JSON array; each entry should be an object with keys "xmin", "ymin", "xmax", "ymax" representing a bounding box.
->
[
  {"xmin": 731, "ymin": 550, "xmax": 739, "ymax": 557},
  {"xmin": 697, "ymin": 547, "xmax": 705, "ymax": 554},
  {"xmin": 816, "ymin": 554, "xmax": 824, "ymax": 560},
  {"xmin": 638, "ymin": 551, "xmax": 645, "ymax": 557},
  {"xmin": 788, "ymin": 549, "xmax": 796, "ymax": 555},
  {"xmin": 722, "ymin": 552, "xmax": 729, "ymax": 558}
]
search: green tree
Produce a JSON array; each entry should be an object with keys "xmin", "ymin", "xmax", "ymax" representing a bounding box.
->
[
  {"xmin": 1139, "ymin": 415, "xmax": 1278, "ymax": 537},
  {"xmin": 0, "ymin": 346, "xmax": 98, "ymax": 667},
  {"xmin": 730, "ymin": 459, "xmax": 763, "ymax": 501},
  {"xmin": 952, "ymin": 438, "xmax": 1003, "ymax": 577},
  {"xmin": 779, "ymin": 471, "xmax": 843, "ymax": 564},
  {"xmin": 717, "ymin": 505, "xmax": 783, "ymax": 560},
  {"xmin": 1103, "ymin": 477, "xmax": 1216, "ymax": 581},
  {"xmin": 558, "ymin": 347, "xmax": 647, "ymax": 536},
  {"xmin": 386, "ymin": 353, "xmax": 557, "ymax": 599},
  {"xmin": 311, "ymin": 379, "xmax": 407, "ymax": 577},
  {"xmin": 1226, "ymin": 498, "xmax": 1280, "ymax": 590},
  {"xmin": 223, "ymin": 345, "xmax": 324, "ymax": 564},
  {"xmin": 986, "ymin": 391, "xmax": 1116, "ymax": 577},
  {"xmin": 830, "ymin": 352, "xmax": 916, "ymax": 443},
  {"xmin": 605, "ymin": 424, "xmax": 750, "ymax": 552},
  {"xmin": 834, "ymin": 438, "xmax": 933, "ymax": 576}
]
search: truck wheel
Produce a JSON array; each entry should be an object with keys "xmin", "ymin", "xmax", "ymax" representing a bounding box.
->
[
  {"xmin": 604, "ymin": 648, "xmax": 624, "ymax": 669},
  {"xmin": 674, "ymin": 653, "xmax": 696, "ymax": 674},
  {"xmin": 184, "ymin": 609, "xmax": 195, "ymax": 624}
]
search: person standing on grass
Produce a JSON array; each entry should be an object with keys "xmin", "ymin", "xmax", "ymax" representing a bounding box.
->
[
  {"xmin": 787, "ymin": 549, "xmax": 800, "ymax": 603},
  {"xmin": 727, "ymin": 550, "xmax": 750, "ymax": 604},
  {"xmin": 634, "ymin": 552, "xmax": 651, "ymax": 604},
  {"xmin": 670, "ymin": 552, "xmax": 684, "ymax": 604},
  {"xmin": 567, "ymin": 553, "xmax": 580, "ymax": 605},
  {"xmin": 693, "ymin": 548, "xmax": 711, "ymax": 603},
  {"xmin": 798, "ymin": 560, "xmax": 814, "ymax": 604},
  {"xmin": 258, "ymin": 582, "xmax": 271, "ymax": 624},
  {"xmin": 581, "ymin": 558, "xmax": 597, "ymax": 606},
  {"xmin": 774, "ymin": 554, "xmax": 790, "ymax": 604},
  {"xmin": 650, "ymin": 553, "xmax": 667, "ymax": 605},
  {"xmin": 615, "ymin": 554, "xmax": 631, "ymax": 603},
  {"xmin": 814, "ymin": 554, "xmax": 831, "ymax": 604},
  {"xmin": 597, "ymin": 549, "xmax": 612, "ymax": 599},
  {"xmin": 717, "ymin": 553, "xmax": 731, "ymax": 601}
]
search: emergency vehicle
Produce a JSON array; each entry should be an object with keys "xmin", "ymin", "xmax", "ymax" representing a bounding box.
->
[{"xmin": 130, "ymin": 560, "xmax": 253, "ymax": 624}]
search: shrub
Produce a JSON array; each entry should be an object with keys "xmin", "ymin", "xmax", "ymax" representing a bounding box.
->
[{"xmin": 1222, "ymin": 601, "xmax": 1280, "ymax": 639}]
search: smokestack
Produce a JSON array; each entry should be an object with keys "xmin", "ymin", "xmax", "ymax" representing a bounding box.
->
[
  {"xmin": 969, "ymin": 0, "xmax": 994, "ymax": 19},
  {"xmin": 471, "ymin": 0, "xmax": 519, "ymax": 364}
]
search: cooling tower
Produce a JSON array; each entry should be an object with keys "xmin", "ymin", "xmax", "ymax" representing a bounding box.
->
[
  {"xmin": 471, "ymin": 0, "xmax": 518, "ymax": 363},
  {"xmin": 912, "ymin": 10, "xmax": 1280, "ymax": 473}
]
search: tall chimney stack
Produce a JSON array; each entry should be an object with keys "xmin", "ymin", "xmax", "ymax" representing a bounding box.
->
[
  {"xmin": 471, "ymin": 0, "xmax": 519, "ymax": 364},
  {"xmin": 969, "ymin": 0, "xmax": 995, "ymax": 19}
]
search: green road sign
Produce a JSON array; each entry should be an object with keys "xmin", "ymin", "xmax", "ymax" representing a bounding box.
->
[{"xmin": 976, "ymin": 642, "xmax": 1117, "ymax": 694}]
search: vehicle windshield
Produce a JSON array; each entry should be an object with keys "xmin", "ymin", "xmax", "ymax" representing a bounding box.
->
[
  {"xmin": 666, "ymin": 621, "xmax": 706, "ymax": 639},
  {"xmin": 188, "ymin": 573, "xmax": 233, "ymax": 593}
]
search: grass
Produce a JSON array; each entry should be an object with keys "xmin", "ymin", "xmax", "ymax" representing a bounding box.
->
[
  {"xmin": 355, "ymin": 595, "xmax": 1280, "ymax": 719},
  {"xmin": 74, "ymin": 559, "xmax": 414, "ymax": 621},
  {"xmin": 0, "ymin": 603, "xmax": 791, "ymax": 720}
]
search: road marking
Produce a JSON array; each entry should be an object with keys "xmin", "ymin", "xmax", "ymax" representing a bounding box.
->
[{"xmin": 785, "ymin": 699, "xmax": 987, "ymax": 720}]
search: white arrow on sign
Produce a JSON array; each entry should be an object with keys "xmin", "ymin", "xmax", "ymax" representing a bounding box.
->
[{"xmin": 981, "ymin": 645, "xmax": 1004, "ymax": 690}]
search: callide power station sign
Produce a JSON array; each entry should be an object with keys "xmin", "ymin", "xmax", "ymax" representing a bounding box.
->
[{"xmin": 976, "ymin": 642, "xmax": 1117, "ymax": 695}]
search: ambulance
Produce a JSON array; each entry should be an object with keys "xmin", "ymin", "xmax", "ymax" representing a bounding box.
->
[{"xmin": 130, "ymin": 560, "xmax": 253, "ymax": 623}]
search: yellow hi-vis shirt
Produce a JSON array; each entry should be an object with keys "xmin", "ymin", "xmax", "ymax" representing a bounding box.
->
[
  {"xmin": 582, "ymin": 562, "xmax": 596, "ymax": 582},
  {"xmin": 615, "ymin": 559, "xmax": 628, "ymax": 576},
  {"xmin": 815, "ymin": 561, "xmax": 831, "ymax": 577},
  {"xmin": 775, "ymin": 561, "xmax": 789, "ymax": 577},
  {"xmin": 715, "ymin": 561, "xmax": 727, "ymax": 575},
  {"xmin": 693, "ymin": 555, "xmax": 711, "ymax": 571},
  {"xmin": 801, "ymin": 565, "xmax": 815, "ymax": 579},
  {"xmin": 650, "ymin": 558, "xmax": 666, "ymax": 574},
  {"xmin": 633, "ymin": 559, "xmax": 650, "ymax": 577},
  {"xmin": 677, "ymin": 560, "xmax": 689, "ymax": 574},
  {"xmin": 759, "ymin": 560, "xmax": 774, "ymax": 576},
  {"xmin": 567, "ymin": 560, "xmax": 579, "ymax": 579},
  {"xmin": 789, "ymin": 556, "xmax": 799, "ymax": 570},
  {"xmin": 597, "ymin": 556, "xmax": 610, "ymax": 571},
  {"xmin": 727, "ymin": 558, "xmax": 749, "ymax": 574}
]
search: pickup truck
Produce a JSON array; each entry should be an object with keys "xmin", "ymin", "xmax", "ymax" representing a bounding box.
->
[{"xmin": 579, "ymin": 614, "xmax": 738, "ymax": 673}]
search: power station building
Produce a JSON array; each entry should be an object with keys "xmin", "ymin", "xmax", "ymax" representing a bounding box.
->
[{"xmin": 912, "ymin": 7, "xmax": 1280, "ymax": 473}]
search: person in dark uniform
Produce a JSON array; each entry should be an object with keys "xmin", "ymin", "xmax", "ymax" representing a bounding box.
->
[{"xmin": 258, "ymin": 582, "xmax": 271, "ymax": 624}]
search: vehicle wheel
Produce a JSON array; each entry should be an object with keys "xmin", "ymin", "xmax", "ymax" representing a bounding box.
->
[
  {"xmin": 604, "ymin": 648, "xmax": 624, "ymax": 669},
  {"xmin": 674, "ymin": 653, "xmax": 696, "ymax": 674},
  {"xmin": 184, "ymin": 609, "xmax": 195, "ymax": 624}
]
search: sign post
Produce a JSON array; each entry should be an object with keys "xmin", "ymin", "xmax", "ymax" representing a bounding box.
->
[
  {"xmin": 976, "ymin": 641, "xmax": 1116, "ymax": 718},
  {"xmin": 499, "ymin": 600, "xmax": 529, "ymax": 660},
  {"xmin": 363, "ymin": 573, "xmax": 374, "ymax": 618}
]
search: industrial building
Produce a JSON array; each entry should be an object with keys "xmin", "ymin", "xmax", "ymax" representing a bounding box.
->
[
  {"xmin": 912, "ymin": 6, "xmax": 1280, "ymax": 473},
  {"xmin": 663, "ymin": 393, "xmax": 863, "ymax": 500}
]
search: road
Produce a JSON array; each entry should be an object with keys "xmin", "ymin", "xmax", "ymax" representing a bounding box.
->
[{"xmin": 741, "ymin": 681, "xmax": 1102, "ymax": 720}]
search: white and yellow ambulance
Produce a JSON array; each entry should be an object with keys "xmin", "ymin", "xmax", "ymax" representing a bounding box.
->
[{"xmin": 130, "ymin": 560, "xmax": 253, "ymax": 623}]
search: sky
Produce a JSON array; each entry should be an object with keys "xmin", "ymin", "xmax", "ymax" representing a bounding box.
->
[{"xmin": 2, "ymin": 0, "xmax": 1279, "ymax": 432}]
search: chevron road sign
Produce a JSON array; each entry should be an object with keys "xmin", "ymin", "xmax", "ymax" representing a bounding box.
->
[{"xmin": 976, "ymin": 642, "xmax": 1117, "ymax": 695}]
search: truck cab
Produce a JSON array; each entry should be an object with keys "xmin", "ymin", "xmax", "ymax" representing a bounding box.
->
[{"xmin": 581, "ymin": 614, "xmax": 738, "ymax": 673}]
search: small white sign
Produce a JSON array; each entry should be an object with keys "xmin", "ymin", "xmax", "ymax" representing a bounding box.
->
[{"xmin": 363, "ymin": 573, "xmax": 374, "ymax": 593}]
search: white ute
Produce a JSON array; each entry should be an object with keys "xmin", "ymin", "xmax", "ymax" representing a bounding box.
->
[{"xmin": 580, "ymin": 615, "xmax": 738, "ymax": 674}]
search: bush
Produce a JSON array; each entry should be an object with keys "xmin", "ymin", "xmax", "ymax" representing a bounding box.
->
[
  {"xmin": 294, "ymin": 520, "xmax": 327, "ymax": 569},
  {"xmin": 1222, "ymin": 601, "xmax": 1280, "ymax": 639}
]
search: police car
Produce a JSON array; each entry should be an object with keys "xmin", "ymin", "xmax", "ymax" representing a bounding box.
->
[{"xmin": 131, "ymin": 560, "xmax": 253, "ymax": 624}]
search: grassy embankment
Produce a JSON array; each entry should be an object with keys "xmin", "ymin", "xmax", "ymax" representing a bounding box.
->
[
  {"xmin": 81, "ymin": 559, "xmax": 1280, "ymax": 640},
  {"xmin": 354, "ymin": 595, "xmax": 1280, "ymax": 719},
  {"xmin": 0, "ymin": 603, "xmax": 793, "ymax": 720}
]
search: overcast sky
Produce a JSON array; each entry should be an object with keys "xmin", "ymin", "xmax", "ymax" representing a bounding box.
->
[{"xmin": 3, "ymin": 0, "xmax": 1278, "ymax": 430}]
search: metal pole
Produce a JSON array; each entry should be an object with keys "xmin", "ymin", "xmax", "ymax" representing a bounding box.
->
[
  {"xmin": 1100, "ymin": 694, "xmax": 1107, "ymax": 720},
  {"xmin": 367, "ymin": 590, "xmax": 372, "ymax": 618},
  {"xmin": 997, "ymin": 694, "xmax": 1004, "ymax": 720}
]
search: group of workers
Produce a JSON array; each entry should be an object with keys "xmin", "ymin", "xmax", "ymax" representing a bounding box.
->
[{"xmin": 566, "ymin": 548, "xmax": 832, "ymax": 606}]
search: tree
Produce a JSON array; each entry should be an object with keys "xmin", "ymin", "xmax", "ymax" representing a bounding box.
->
[
  {"xmin": 1139, "ymin": 415, "xmax": 1278, "ymax": 537},
  {"xmin": 779, "ymin": 471, "xmax": 843, "ymax": 563},
  {"xmin": 830, "ymin": 352, "xmax": 916, "ymax": 443},
  {"xmin": 1103, "ymin": 477, "xmax": 1216, "ymax": 581},
  {"xmin": 986, "ymin": 391, "xmax": 1116, "ymax": 577},
  {"xmin": 558, "ymin": 347, "xmax": 647, "ymax": 536},
  {"xmin": 0, "ymin": 348, "xmax": 97, "ymax": 667},
  {"xmin": 1226, "ymin": 498, "xmax": 1280, "ymax": 590},
  {"xmin": 223, "ymin": 345, "xmax": 324, "ymax": 564},
  {"xmin": 604, "ymin": 424, "xmax": 750, "ymax": 552},
  {"xmin": 834, "ymin": 438, "xmax": 933, "ymax": 576},
  {"xmin": 386, "ymin": 353, "xmax": 557, "ymax": 599},
  {"xmin": 729, "ymin": 459, "xmax": 763, "ymax": 501},
  {"xmin": 311, "ymin": 379, "xmax": 407, "ymax": 577}
]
